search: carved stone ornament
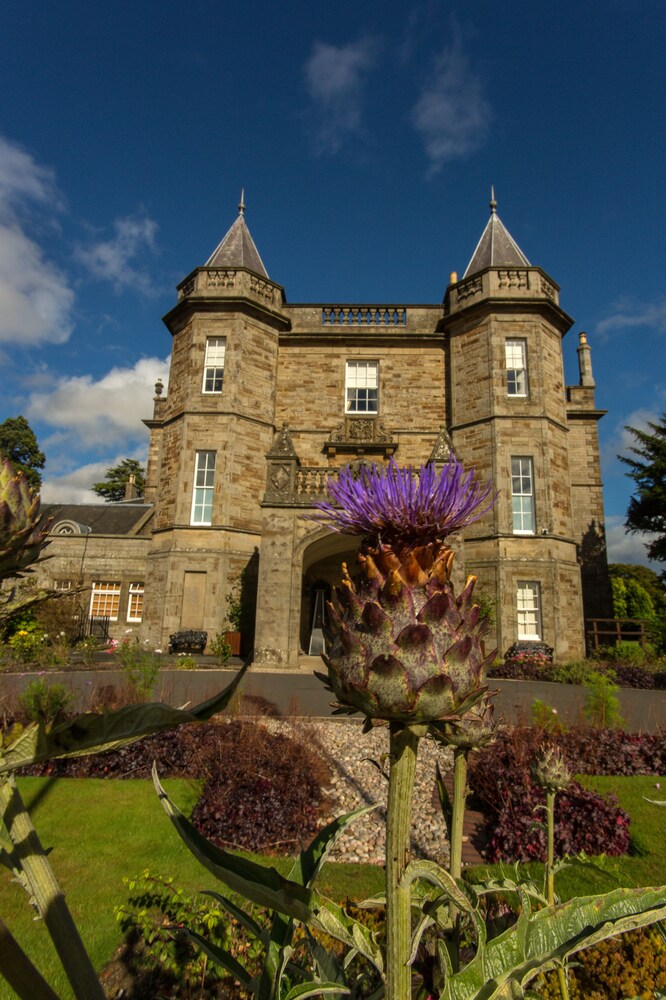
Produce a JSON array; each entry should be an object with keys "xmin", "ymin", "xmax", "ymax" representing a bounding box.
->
[
  {"xmin": 429, "ymin": 426, "xmax": 457, "ymax": 464},
  {"xmin": 325, "ymin": 416, "xmax": 397, "ymax": 458},
  {"xmin": 267, "ymin": 424, "xmax": 298, "ymax": 460},
  {"xmin": 269, "ymin": 463, "xmax": 291, "ymax": 493},
  {"xmin": 328, "ymin": 417, "xmax": 392, "ymax": 445}
]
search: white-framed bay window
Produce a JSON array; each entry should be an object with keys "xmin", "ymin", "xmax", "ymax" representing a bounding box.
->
[
  {"xmin": 511, "ymin": 456, "xmax": 535, "ymax": 534},
  {"xmin": 191, "ymin": 451, "xmax": 216, "ymax": 525},
  {"xmin": 517, "ymin": 581, "xmax": 542, "ymax": 640},
  {"xmin": 505, "ymin": 339, "xmax": 528, "ymax": 396},
  {"xmin": 127, "ymin": 582, "xmax": 145, "ymax": 623},
  {"xmin": 90, "ymin": 581, "xmax": 121, "ymax": 621},
  {"xmin": 202, "ymin": 337, "xmax": 226, "ymax": 393},
  {"xmin": 345, "ymin": 360, "xmax": 378, "ymax": 414}
]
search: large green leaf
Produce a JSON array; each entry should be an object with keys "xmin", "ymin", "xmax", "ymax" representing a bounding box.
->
[
  {"xmin": 153, "ymin": 766, "xmax": 315, "ymax": 922},
  {"xmin": 256, "ymin": 805, "xmax": 376, "ymax": 1000},
  {"xmin": 288, "ymin": 805, "xmax": 375, "ymax": 890},
  {"xmin": 440, "ymin": 886, "xmax": 666, "ymax": 1000},
  {"xmin": 0, "ymin": 664, "xmax": 248, "ymax": 772},
  {"xmin": 282, "ymin": 982, "xmax": 350, "ymax": 1000},
  {"xmin": 202, "ymin": 889, "xmax": 268, "ymax": 944},
  {"xmin": 310, "ymin": 897, "xmax": 384, "ymax": 976}
]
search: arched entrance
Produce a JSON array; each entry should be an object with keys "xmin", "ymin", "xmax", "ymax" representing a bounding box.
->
[{"xmin": 299, "ymin": 531, "xmax": 360, "ymax": 655}]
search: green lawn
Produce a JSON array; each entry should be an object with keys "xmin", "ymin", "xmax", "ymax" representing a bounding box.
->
[{"xmin": 0, "ymin": 773, "xmax": 664, "ymax": 999}]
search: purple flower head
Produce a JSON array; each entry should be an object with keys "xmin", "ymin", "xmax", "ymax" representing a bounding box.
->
[{"xmin": 309, "ymin": 456, "xmax": 496, "ymax": 546}]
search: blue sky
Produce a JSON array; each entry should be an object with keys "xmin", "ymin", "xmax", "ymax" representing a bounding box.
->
[{"xmin": 0, "ymin": 0, "xmax": 664, "ymax": 567}]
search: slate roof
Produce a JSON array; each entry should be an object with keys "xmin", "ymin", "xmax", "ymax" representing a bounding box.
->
[
  {"xmin": 42, "ymin": 503, "xmax": 153, "ymax": 537},
  {"xmin": 463, "ymin": 193, "xmax": 531, "ymax": 278},
  {"xmin": 205, "ymin": 194, "xmax": 269, "ymax": 277}
]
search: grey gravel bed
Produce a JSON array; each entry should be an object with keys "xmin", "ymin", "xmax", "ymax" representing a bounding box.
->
[{"xmin": 265, "ymin": 718, "xmax": 452, "ymax": 866}]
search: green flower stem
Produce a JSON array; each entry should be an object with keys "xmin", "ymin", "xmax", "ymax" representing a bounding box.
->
[
  {"xmin": 0, "ymin": 916, "xmax": 61, "ymax": 1000},
  {"xmin": 386, "ymin": 722, "xmax": 421, "ymax": 1000},
  {"xmin": 546, "ymin": 789, "xmax": 555, "ymax": 905},
  {"xmin": 546, "ymin": 787, "xmax": 570, "ymax": 1000},
  {"xmin": 1, "ymin": 777, "xmax": 105, "ymax": 1000},
  {"xmin": 449, "ymin": 748, "xmax": 468, "ymax": 884}
]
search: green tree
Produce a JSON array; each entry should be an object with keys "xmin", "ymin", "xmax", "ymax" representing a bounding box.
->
[
  {"xmin": 611, "ymin": 576, "xmax": 628, "ymax": 619},
  {"xmin": 620, "ymin": 413, "xmax": 666, "ymax": 564},
  {"xmin": 609, "ymin": 562, "xmax": 666, "ymax": 614},
  {"xmin": 92, "ymin": 458, "xmax": 145, "ymax": 502},
  {"xmin": 0, "ymin": 416, "xmax": 45, "ymax": 493}
]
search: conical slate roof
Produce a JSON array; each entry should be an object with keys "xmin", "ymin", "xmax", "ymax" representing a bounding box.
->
[
  {"xmin": 463, "ymin": 191, "xmax": 530, "ymax": 278},
  {"xmin": 205, "ymin": 193, "xmax": 269, "ymax": 277}
]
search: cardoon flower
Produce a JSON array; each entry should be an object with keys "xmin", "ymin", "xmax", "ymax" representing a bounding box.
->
[
  {"xmin": 311, "ymin": 456, "xmax": 497, "ymax": 724},
  {"xmin": 310, "ymin": 456, "xmax": 495, "ymax": 548}
]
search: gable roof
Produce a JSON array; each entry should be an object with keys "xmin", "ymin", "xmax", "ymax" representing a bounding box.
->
[
  {"xmin": 42, "ymin": 503, "xmax": 154, "ymax": 537},
  {"xmin": 463, "ymin": 192, "xmax": 531, "ymax": 278},
  {"xmin": 205, "ymin": 193, "xmax": 269, "ymax": 277}
]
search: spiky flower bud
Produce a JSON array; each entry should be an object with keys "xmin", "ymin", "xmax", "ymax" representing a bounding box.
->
[
  {"xmin": 0, "ymin": 458, "xmax": 50, "ymax": 580},
  {"xmin": 532, "ymin": 745, "xmax": 571, "ymax": 793},
  {"xmin": 435, "ymin": 691, "xmax": 497, "ymax": 751},
  {"xmin": 312, "ymin": 458, "xmax": 497, "ymax": 725}
]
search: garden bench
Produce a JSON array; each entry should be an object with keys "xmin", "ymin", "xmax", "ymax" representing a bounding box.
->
[{"xmin": 168, "ymin": 630, "xmax": 208, "ymax": 654}]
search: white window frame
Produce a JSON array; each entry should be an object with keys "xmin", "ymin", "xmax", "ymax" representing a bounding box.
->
[
  {"xmin": 90, "ymin": 581, "xmax": 121, "ymax": 621},
  {"xmin": 53, "ymin": 579, "xmax": 73, "ymax": 591},
  {"xmin": 511, "ymin": 456, "xmax": 535, "ymax": 534},
  {"xmin": 345, "ymin": 360, "xmax": 379, "ymax": 414},
  {"xmin": 202, "ymin": 337, "xmax": 226, "ymax": 394},
  {"xmin": 127, "ymin": 582, "xmax": 145, "ymax": 623},
  {"xmin": 506, "ymin": 339, "xmax": 528, "ymax": 397},
  {"xmin": 517, "ymin": 581, "xmax": 542, "ymax": 640},
  {"xmin": 191, "ymin": 451, "xmax": 216, "ymax": 525}
]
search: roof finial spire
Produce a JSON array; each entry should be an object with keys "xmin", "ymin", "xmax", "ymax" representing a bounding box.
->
[
  {"xmin": 238, "ymin": 188, "xmax": 246, "ymax": 216},
  {"xmin": 490, "ymin": 185, "xmax": 497, "ymax": 214}
]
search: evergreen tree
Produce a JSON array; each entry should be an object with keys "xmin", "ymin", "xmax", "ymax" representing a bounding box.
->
[
  {"xmin": 0, "ymin": 416, "xmax": 45, "ymax": 493},
  {"xmin": 92, "ymin": 458, "xmax": 145, "ymax": 502},
  {"xmin": 620, "ymin": 413, "xmax": 666, "ymax": 564}
]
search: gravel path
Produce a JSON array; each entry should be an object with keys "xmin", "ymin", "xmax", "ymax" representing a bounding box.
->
[{"xmin": 266, "ymin": 718, "xmax": 452, "ymax": 867}]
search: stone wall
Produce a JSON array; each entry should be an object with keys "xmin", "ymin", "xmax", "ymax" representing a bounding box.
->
[{"xmin": 30, "ymin": 534, "xmax": 151, "ymax": 640}]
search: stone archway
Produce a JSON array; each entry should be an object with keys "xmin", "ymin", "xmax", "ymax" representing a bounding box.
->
[{"xmin": 298, "ymin": 530, "xmax": 360, "ymax": 656}]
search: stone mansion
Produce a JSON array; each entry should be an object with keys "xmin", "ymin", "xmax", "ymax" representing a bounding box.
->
[{"xmin": 41, "ymin": 195, "xmax": 612, "ymax": 665}]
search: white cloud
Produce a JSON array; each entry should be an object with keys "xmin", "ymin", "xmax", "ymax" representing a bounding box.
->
[
  {"xmin": 0, "ymin": 135, "xmax": 60, "ymax": 211},
  {"xmin": 304, "ymin": 38, "xmax": 378, "ymax": 155},
  {"xmin": 40, "ymin": 460, "xmax": 122, "ymax": 504},
  {"xmin": 27, "ymin": 356, "xmax": 170, "ymax": 450},
  {"xmin": 596, "ymin": 298, "xmax": 666, "ymax": 338},
  {"xmin": 605, "ymin": 514, "xmax": 659, "ymax": 567},
  {"xmin": 411, "ymin": 33, "xmax": 491, "ymax": 174},
  {"xmin": 76, "ymin": 215, "xmax": 159, "ymax": 295},
  {"xmin": 0, "ymin": 135, "xmax": 74, "ymax": 345}
]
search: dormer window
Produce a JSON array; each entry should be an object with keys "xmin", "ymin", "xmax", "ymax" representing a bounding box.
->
[
  {"xmin": 202, "ymin": 338, "xmax": 226, "ymax": 393},
  {"xmin": 506, "ymin": 339, "xmax": 528, "ymax": 396}
]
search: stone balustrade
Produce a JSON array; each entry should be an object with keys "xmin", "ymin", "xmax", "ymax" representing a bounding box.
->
[{"xmin": 321, "ymin": 305, "xmax": 408, "ymax": 326}]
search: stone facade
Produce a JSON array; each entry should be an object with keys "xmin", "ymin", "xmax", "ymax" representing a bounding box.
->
[{"xmin": 37, "ymin": 201, "xmax": 612, "ymax": 663}]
